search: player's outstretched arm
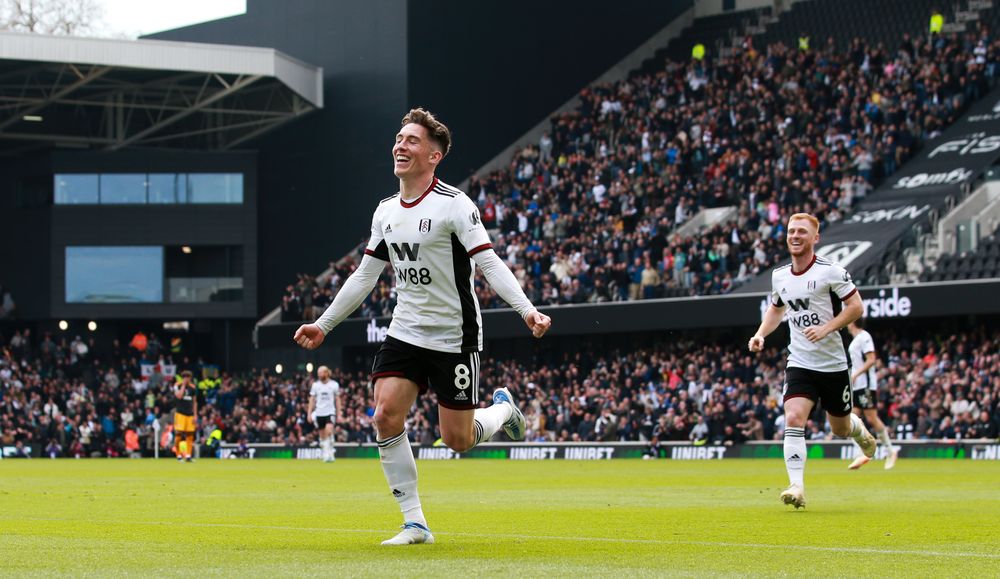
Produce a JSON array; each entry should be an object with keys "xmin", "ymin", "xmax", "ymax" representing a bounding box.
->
[
  {"xmin": 293, "ymin": 254, "xmax": 386, "ymax": 350},
  {"xmin": 749, "ymin": 303, "xmax": 786, "ymax": 352},
  {"xmin": 472, "ymin": 249, "xmax": 551, "ymax": 338}
]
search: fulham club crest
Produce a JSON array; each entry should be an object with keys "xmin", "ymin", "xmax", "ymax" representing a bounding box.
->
[
  {"xmin": 419, "ymin": 218, "xmax": 432, "ymax": 234},
  {"xmin": 807, "ymin": 280, "xmax": 816, "ymax": 291}
]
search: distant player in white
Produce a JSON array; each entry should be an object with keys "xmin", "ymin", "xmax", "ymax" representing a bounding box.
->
[
  {"xmin": 308, "ymin": 365, "xmax": 341, "ymax": 463},
  {"xmin": 749, "ymin": 213, "xmax": 876, "ymax": 509},
  {"xmin": 293, "ymin": 108, "xmax": 551, "ymax": 545},
  {"xmin": 847, "ymin": 320, "xmax": 898, "ymax": 470}
]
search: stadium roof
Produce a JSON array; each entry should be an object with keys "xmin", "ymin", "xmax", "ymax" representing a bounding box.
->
[{"xmin": 0, "ymin": 31, "xmax": 323, "ymax": 154}]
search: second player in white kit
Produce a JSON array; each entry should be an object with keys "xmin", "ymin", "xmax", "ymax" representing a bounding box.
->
[
  {"xmin": 750, "ymin": 213, "xmax": 877, "ymax": 509},
  {"xmin": 847, "ymin": 320, "xmax": 898, "ymax": 470},
  {"xmin": 308, "ymin": 365, "xmax": 341, "ymax": 462}
]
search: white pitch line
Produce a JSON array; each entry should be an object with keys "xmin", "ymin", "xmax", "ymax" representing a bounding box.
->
[{"xmin": 8, "ymin": 516, "xmax": 1000, "ymax": 560}]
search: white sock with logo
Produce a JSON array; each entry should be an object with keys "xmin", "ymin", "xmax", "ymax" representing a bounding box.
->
[
  {"xmin": 377, "ymin": 430, "xmax": 425, "ymax": 527},
  {"xmin": 472, "ymin": 404, "xmax": 512, "ymax": 447},
  {"xmin": 784, "ymin": 427, "xmax": 806, "ymax": 487}
]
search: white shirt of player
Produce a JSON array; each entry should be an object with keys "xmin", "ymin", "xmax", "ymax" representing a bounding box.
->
[
  {"xmin": 848, "ymin": 329, "xmax": 877, "ymax": 391},
  {"xmin": 770, "ymin": 254, "xmax": 858, "ymax": 372},
  {"xmin": 310, "ymin": 379, "xmax": 340, "ymax": 417},
  {"xmin": 365, "ymin": 178, "xmax": 492, "ymax": 353}
]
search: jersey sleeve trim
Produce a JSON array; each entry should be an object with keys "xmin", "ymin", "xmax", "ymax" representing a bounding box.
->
[
  {"xmin": 365, "ymin": 239, "xmax": 389, "ymax": 261},
  {"xmin": 839, "ymin": 288, "xmax": 857, "ymax": 301},
  {"xmin": 467, "ymin": 243, "xmax": 493, "ymax": 257}
]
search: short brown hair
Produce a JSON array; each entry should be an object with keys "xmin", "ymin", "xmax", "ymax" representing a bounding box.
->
[
  {"xmin": 788, "ymin": 213, "xmax": 819, "ymax": 230},
  {"xmin": 401, "ymin": 108, "xmax": 451, "ymax": 157},
  {"xmin": 181, "ymin": 370, "xmax": 193, "ymax": 379}
]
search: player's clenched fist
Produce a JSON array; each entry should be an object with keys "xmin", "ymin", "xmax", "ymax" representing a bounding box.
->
[
  {"xmin": 525, "ymin": 310, "xmax": 552, "ymax": 338},
  {"xmin": 293, "ymin": 323, "xmax": 325, "ymax": 350},
  {"xmin": 748, "ymin": 335, "xmax": 764, "ymax": 352}
]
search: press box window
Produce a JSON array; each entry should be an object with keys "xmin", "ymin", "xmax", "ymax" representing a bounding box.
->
[
  {"xmin": 65, "ymin": 246, "xmax": 164, "ymax": 303},
  {"xmin": 54, "ymin": 174, "xmax": 99, "ymax": 204}
]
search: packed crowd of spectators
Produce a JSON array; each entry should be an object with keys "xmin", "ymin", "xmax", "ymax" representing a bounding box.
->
[
  {"xmin": 2, "ymin": 323, "xmax": 997, "ymax": 457},
  {"xmin": 461, "ymin": 324, "xmax": 1000, "ymax": 444},
  {"xmin": 0, "ymin": 329, "xmax": 213, "ymax": 458},
  {"xmin": 277, "ymin": 25, "xmax": 1000, "ymax": 319},
  {"xmin": 467, "ymin": 26, "xmax": 997, "ymax": 307},
  {"xmin": 280, "ymin": 258, "xmax": 398, "ymax": 322}
]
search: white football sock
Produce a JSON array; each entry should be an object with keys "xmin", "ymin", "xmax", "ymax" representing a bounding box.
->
[
  {"xmin": 472, "ymin": 403, "xmax": 513, "ymax": 447},
  {"xmin": 877, "ymin": 427, "xmax": 892, "ymax": 447},
  {"xmin": 784, "ymin": 427, "xmax": 806, "ymax": 488},
  {"xmin": 321, "ymin": 437, "xmax": 332, "ymax": 459},
  {"xmin": 848, "ymin": 413, "xmax": 871, "ymax": 442},
  {"xmin": 377, "ymin": 430, "xmax": 426, "ymax": 527}
]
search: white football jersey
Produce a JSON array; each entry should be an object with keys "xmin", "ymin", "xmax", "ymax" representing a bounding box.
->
[
  {"xmin": 770, "ymin": 254, "xmax": 858, "ymax": 372},
  {"xmin": 365, "ymin": 178, "xmax": 492, "ymax": 353},
  {"xmin": 310, "ymin": 379, "xmax": 340, "ymax": 417},
  {"xmin": 848, "ymin": 330, "xmax": 877, "ymax": 391}
]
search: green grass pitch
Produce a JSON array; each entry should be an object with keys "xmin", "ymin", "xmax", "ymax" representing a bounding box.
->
[{"xmin": 1, "ymin": 459, "xmax": 998, "ymax": 577}]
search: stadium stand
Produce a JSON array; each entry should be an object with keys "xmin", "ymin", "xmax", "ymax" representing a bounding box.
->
[
  {"xmin": 920, "ymin": 223, "xmax": 1000, "ymax": 281},
  {"xmin": 756, "ymin": 0, "xmax": 958, "ymax": 50},
  {"xmin": 9, "ymin": 2, "xmax": 1000, "ymax": 458},
  {"xmin": 639, "ymin": 8, "xmax": 769, "ymax": 69},
  {"xmin": 2, "ymin": 322, "xmax": 997, "ymax": 456},
  {"xmin": 273, "ymin": 2, "xmax": 1000, "ymax": 319}
]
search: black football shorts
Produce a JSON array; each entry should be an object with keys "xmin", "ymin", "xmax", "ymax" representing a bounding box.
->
[{"xmin": 371, "ymin": 335, "xmax": 481, "ymax": 410}]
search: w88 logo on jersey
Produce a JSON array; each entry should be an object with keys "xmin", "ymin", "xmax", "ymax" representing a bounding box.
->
[
  {"xmin": 397, "ymin": 267, "xmax": 432, "ymax": 285},
  {"xmin": 790, "ymin": 312, "xmax": 822, "ymax": 328}
]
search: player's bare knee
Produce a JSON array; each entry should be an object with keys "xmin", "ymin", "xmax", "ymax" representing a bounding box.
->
[
  {"xmin": 784, "ymin": 414, "xmax": 808, "ymax": 428},
  {"xmin": 441, "ymin": 431, "xmax": 474, "ymax": 453},
  {"xmin": 373, "ymin": 407, "xmax": 404, "ymax": 439}
]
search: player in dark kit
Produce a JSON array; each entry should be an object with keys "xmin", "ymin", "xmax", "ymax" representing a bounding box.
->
[{"xmin": 173, "ymin": 370, "xmax": 198, "ymax": 462}]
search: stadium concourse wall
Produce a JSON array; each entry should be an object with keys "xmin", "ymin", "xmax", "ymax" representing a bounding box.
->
[
  {"xmin": 253, "ymin": 279, "xmax": 1000, "ymax": 367},
  {"xmin": 213, "ymin": 441, "xmax": 1000, "ymax": 461}
]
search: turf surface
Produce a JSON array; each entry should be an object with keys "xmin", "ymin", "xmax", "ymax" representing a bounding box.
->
[{"xmin": 1, "ymin": 458, "xmax": 998, "ymax": 577}]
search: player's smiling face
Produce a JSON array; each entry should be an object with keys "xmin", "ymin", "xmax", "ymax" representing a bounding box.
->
[
  {"xmin": 786, "ymin": 218, "xmax": 818, "ymax": 257},
  {"xmin": 393, "ymin": 123, "xmax": 440, "ymax": 180}
]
